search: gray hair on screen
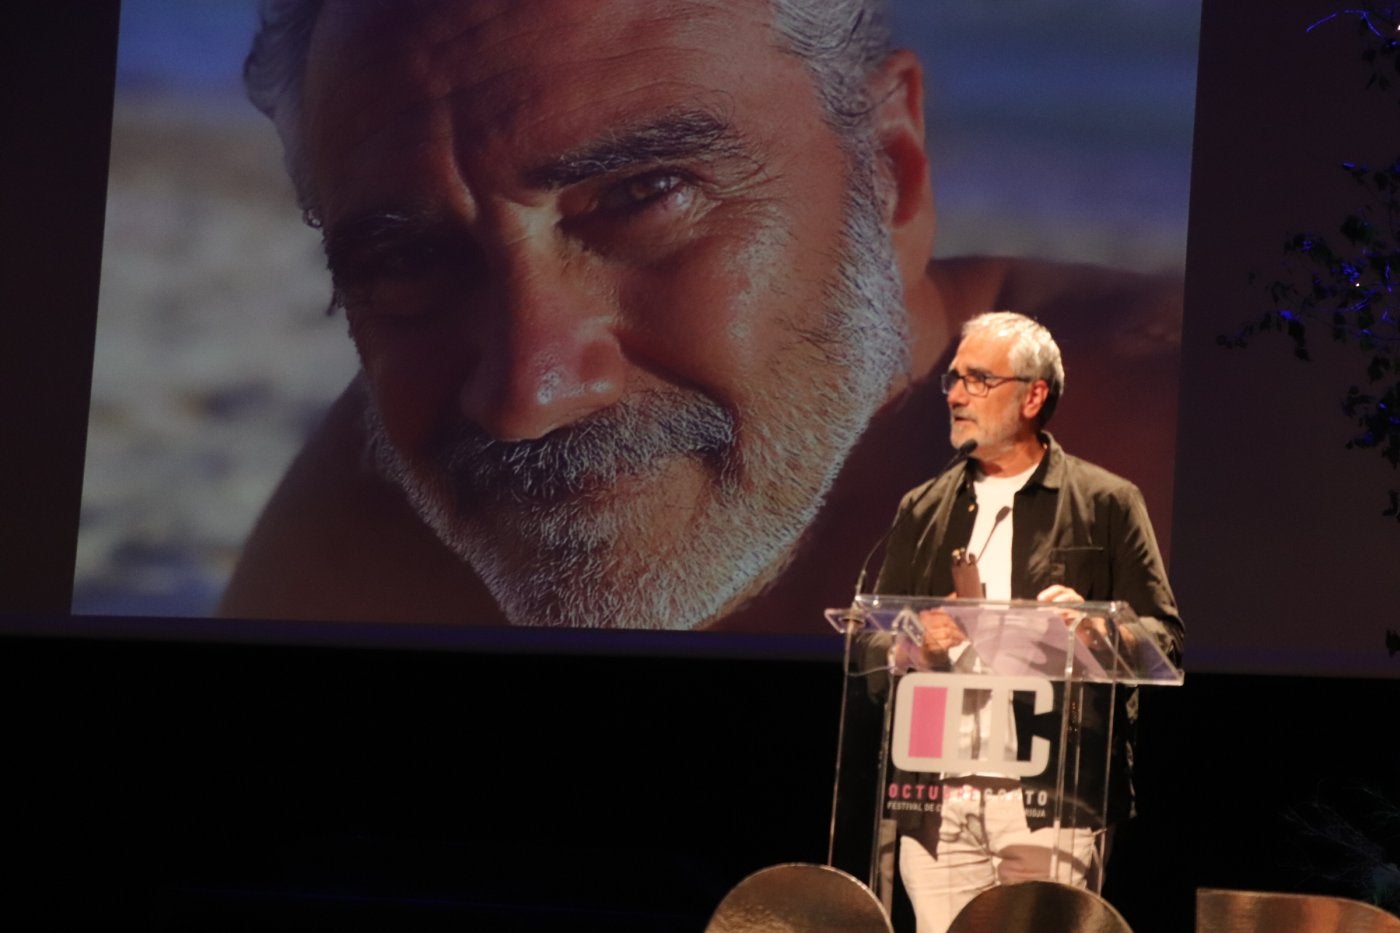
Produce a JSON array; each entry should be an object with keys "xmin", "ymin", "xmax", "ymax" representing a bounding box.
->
[{"xmin": 242, "ymin": 0, "xmax": 894, "ymax": 213}]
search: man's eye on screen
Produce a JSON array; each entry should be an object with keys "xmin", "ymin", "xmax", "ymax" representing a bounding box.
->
[
  {"xmin": 365, "ymin": 240, "xmax": 453, "ymax": 280},
  {"xmin": 333, "ymin": 243, "xmax": 462, "ymax": 319},
  {"xmin": 562, "ymin": 170, "xmax": 707, "ymax": 260},
  {"xmin": 596, "ymin": 170, "xmax": 697, "ymax": 218}
]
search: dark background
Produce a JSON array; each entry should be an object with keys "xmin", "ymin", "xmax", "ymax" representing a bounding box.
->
[
  {"xmin": 3, "ymin": 2, "xmax": 1398, "ymax": 930},
  {"xmin": 2, "ymin": 636, "xmax": 1394, "ymax": 931}
]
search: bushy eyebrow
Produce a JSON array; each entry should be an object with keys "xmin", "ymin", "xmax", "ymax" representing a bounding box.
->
[
  {"xmin": 947, "ymin": 367, "xmax": 994, "ymax": 380},
  {"xmin": 524, "ymin": 110, "xmax": 750, "ymax": 189},
  {"xmin": 321, "ymin": 113, "xmax": 750, "ymax": 268},
  {"xmin": 322, "ymin": 209, "xmax": 449, "ymax": 276}
]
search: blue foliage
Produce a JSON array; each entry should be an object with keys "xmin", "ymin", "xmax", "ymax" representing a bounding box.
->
[{"xmin": 1220, "ymin": 3, "xmax": 1400, "ymax": 520}]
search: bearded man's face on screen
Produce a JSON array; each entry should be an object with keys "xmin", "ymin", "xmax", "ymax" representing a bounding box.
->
[{"xmin": 293, "ymin": 0, "xmax": 911, "ymax": 628}]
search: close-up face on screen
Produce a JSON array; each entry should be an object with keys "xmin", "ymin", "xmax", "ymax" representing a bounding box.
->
[{"xmin": 75, "ymin": 0, "xmax": 1199, "ymax": 640}]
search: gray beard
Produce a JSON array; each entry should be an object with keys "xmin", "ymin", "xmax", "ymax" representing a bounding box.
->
[{"xmin": 367, "ymin": 176, "xmax": 908, "ymax": 629}]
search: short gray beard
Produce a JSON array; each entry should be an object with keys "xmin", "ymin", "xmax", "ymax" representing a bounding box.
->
[{"xmin": 368, "ymin": 172, "xmax": 908, "ymax": 629}]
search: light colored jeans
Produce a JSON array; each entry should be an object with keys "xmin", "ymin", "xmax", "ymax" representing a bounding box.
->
[{"xmin": 898, "ymin": 782, "xmax": 1100, "ymax": 933}]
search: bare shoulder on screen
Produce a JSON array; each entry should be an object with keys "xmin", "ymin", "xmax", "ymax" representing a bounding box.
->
[
  {"xmin": 216, "ymin": 378, "xmax": 500, "ymax": 624},
  {"xmin": 930, "ymin": 255, "xmax": 1182, "ymax": 352}
]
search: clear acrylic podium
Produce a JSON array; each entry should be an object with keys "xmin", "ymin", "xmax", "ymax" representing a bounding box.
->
[{"xmin": 823, "ymin": 595, "xmax": 1183, "ymax": 919}]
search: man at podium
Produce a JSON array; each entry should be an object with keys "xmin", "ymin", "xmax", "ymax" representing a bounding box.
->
[{"xmin": 873, "ymin": 311, "xmax": 1183, "ymax": 932}]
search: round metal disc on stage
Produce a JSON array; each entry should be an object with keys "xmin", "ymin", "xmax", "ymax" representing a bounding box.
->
[
  {"xmin": 705, "ymin": 863, "xmax": 892, "ymax": 933},
  {"xmin": 1196, "ymin": 888, "xmax": 1400, "ymax": 933},
  {"xmin": 947, "ymin": 880, "xmax": 1132, "ymax": 932}
]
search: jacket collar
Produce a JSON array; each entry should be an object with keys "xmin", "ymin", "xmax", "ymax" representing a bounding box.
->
[
  {"xmin": 1030, "ymin": 432, "xmax": 1066, "ymax": 491},
  {"xmin": 959, "ymin": 431, "xmax": 1065, "ymax": 493}
]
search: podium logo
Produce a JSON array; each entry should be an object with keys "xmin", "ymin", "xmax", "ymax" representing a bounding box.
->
[{"xmin": 891, "ymin": 673, "xmax": 1054, "ymax": 776}]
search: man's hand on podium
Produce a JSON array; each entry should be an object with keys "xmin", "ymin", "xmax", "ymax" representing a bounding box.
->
[
  {"xmin": 1038, "ymin": 584, "xmax": 1139, "ymax": 660},
  {"xmin": 916, "ymin": 603, "xmax": 967, "ymax": 670},
  {"xmin": 1036, "ymin": 583, "xmax": 1085, "ymax": 606}
]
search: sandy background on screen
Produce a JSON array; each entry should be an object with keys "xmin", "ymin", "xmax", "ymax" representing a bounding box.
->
[{"xmin": 77, "ymin": 92, "xmax": 357, "ymax": 613}]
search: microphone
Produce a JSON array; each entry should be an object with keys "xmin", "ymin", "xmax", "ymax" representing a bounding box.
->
[
  {"xmin": 851, "ymin": 439, "xmax": 978, "ymax": 599},
  {"xmin": 944, "ymin": 439, "xmax": 979, "ymax": 474},
  {"xmin": 951, "ymin": 504, "xmax": 1011, "ymax": 598},
  {"xmin": 976, "ymin": 506, "xmax": 1012, "ymax": 563}
]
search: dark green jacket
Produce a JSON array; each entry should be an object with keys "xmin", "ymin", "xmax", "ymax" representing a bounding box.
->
[
  {"xmin": 868, "ymin": 434, "xmax": 1183, "ymax": 833},
  {"xmin": 874, "ymin": 433, "xmax": 1183, "ymax": 662}
]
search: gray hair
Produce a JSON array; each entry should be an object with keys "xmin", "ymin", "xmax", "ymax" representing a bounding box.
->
[
  {"xmin": 768, "ymin": 0, "xmax": 893, "ymax": 139},
  {"xmin": 961, "ymin": 311, "xmax": 1066, "ymax": 426},
  {"xmin": 243, "ymin": 0, "xmax": 893, "ymax": 213},
  {"xmin": 243, "ymin": 0, "xmax": 323, "ymax": 213}
]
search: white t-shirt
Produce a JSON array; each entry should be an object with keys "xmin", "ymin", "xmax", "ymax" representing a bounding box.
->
[
  {"xmin": 947, "ymin": 460, "xmax": 1040, "ymax": 773},
  {"xmin": 967, "ymin": 461, "xmax": 1038, "ymax": 600}
]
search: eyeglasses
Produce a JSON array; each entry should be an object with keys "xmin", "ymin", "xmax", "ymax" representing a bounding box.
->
[{"xmin": 940, "ymin": 370, "xmax": 1032, "ymax": 397}]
